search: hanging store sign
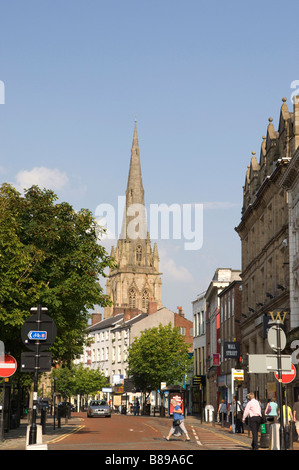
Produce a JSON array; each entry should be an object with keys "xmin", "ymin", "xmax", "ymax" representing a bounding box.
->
[
  {"xmin": 213, "ymin": 353, "xmax": 220, "ymax": 366},
  {"xmin": 223, "ymin": 342, "xmax": 240, "ymax": 359}
]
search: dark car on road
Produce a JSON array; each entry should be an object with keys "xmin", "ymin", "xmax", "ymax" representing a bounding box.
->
[{"xmin": 87, "ymin": 400, "xmax": 111, "ymax": 418}]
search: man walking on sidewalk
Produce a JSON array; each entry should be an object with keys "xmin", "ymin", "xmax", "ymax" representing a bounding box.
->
[{"xmin": 242, "ymin": 392, "xmax": 262, "ymax": 450}]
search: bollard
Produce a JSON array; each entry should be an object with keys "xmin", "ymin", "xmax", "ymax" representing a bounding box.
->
[
  {"xmin": 57, "ymin": 407, "xmax": 61, "ymax": 428},
  {"xmin": 285, "ymin": 423, "xmax": 293, "ymax": 450},
  {"xmin": 40, "ymin": 408, "xmax": 47, "ymax": 434}
]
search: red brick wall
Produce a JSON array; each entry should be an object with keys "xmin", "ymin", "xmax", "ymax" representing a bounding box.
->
[{"xmin": 174, "ymin": 313, "xmax": 193, "ymax": 352}]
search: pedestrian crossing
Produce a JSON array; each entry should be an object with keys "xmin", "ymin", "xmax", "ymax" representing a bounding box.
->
[{"xmin": 191, "ymin": 426, "xmax": 251, "ymax": 450}]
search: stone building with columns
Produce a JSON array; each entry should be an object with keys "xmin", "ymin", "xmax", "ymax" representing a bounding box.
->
[
  {"xmin": 280, "ymin": 145, "xmax": 299, "ymax": 379},
  {"xmin": 235, "ymin": 97, "xmax": 299, "ymax": 402}
]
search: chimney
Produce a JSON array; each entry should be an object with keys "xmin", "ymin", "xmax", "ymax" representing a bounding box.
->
[
  {"xmin": 123, "ymin": 308, "xmax": 140, "ymax": 321},
  {"xmin": 177, "ymin": 306, "xmax": 184, "ymax": 317},
  {"xmin": 92, "ymin": 312, "xmax": 102, "ymax": 325},
  {"xmin": 147, "ymin": 299, "xmax": 158, "ymax": 315}
]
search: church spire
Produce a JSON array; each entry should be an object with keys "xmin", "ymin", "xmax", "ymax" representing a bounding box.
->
[
  {"xmin": 104, "ymin": 121, "xmax": 162, "ymax": 318},
  {"xmin": 132, "ymin": 118, "xmax": 139, "ymax": 147},
  {"xmin": 123, "ymin": 120, "xmax": 147, "ymax": 240},
  {"xmin": 126, "ymin": 119, "xmax": 144, "ymax": 206}
]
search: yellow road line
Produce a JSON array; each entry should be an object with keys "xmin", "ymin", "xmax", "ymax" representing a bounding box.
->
[
  {"xmin": 48, "ymin": 425, "xmax": 85, "ymax": 444},
  {"xmin": 143, "ymin": 423, "xmax": 159, "ymax": 433}
]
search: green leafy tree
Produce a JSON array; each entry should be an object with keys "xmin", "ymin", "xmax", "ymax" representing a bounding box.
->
[
  {"xmin": 127, "ymin": 323, "xmax": 192, "ymax": 394},
  {"xmin": 72, "ymin": 364, "xmax": 108, "ymax": 397},
  {"xmin": 51, "ymin": 367, "xmax": 75, "ymax": 401},
  {"xmin": 52, "ymin": 364, "xmax": 108, "ymax": 402},
  {"xmin": 0, "ymin": 183, "xmax": 116, "ymax": 364}
]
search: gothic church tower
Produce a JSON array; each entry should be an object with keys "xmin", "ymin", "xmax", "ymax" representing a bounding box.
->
[{"xmin": 104, "ymin": 122, "xmax": 162, "ymax": 318}]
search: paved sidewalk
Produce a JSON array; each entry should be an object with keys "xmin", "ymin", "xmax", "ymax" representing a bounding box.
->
[{"xmin": 0, "ymin": 414, "xmax": 82, "ymax": 450}]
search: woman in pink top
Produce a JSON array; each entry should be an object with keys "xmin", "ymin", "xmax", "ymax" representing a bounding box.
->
[{"xmin": 242, "ymin": 392, "xmax": 262, "ymax": 450}]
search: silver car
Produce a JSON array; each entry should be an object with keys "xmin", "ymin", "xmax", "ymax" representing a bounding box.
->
[{"xmin": 87, "ymin": 400, "xmax": 111, "ymax": 418}]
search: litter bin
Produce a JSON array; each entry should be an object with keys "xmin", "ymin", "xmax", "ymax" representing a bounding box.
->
[{"xmin": 260, "ymin": 422, "xmax": 270, "ymax": 448}]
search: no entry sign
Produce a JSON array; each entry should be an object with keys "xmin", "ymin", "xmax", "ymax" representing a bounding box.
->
[
  {"xmin": 275, "ymin": 363, "xmax": 296, "ymax": 384},
  {"xmin": 0, "ymin": 354, "xmax": 17, "ymax": 378}
]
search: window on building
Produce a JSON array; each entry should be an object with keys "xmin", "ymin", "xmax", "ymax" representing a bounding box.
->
[
  {"xmin": 142, "ymin": 289, "xmax": 149, "ymax": 310},
  {"xmin": 129, "ymin": 288, "xmax": 137, "ymax": 308},
  {"xmin": 136, "ymin": 245, "xmax": 142, "ymax": 264},
  {"xmin": 202, "ymin": 311, "xmax": 205, "ymax": 334}
]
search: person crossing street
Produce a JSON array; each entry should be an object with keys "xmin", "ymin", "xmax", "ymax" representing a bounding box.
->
[{"xmin": 166, "ymin": 398, "xmax": 190, "ymax": 441}]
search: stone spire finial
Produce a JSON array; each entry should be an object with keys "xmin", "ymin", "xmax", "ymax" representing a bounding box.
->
[{"xmin": 132, "ymin": 117, "xmax": 139, "ymax": 147}]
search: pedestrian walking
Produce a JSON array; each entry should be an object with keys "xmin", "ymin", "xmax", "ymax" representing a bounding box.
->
[
  {"xmin": 242, "ymin": 392, "xmax": 262, "ymax": 450},
  {"xmin": 217, "ymin": 400, "xmax": 227, "ymax": 425},
  {"xmin": 229, "ymin": 397, "xmax": 243, "ymax": 433},
  {"xmin": 265, "ymin": 398, "xmax": 278, "ymax": 422},
  {"xmin": 293, "ymin": 395, "xmax": 299, "ymax": 442},
  {"xmin": 134, "ymin": 398, "xmax": 140, "ymax": 416},
  {"xmin": 279, "ymin": 403, "xmax": 293, "ymax": 426},
  {"xmin": 234, "ymin": 397, "xmax": 244, "ymax": 433},
  {"xmin": 166, "ymin": 398, "xmax": 190, "ymax": 441}
]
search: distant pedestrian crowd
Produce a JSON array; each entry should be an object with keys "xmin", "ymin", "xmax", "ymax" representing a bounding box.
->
[{"xmin": 217, "ymin": 393, "xmax": 299, "ymax": 450}]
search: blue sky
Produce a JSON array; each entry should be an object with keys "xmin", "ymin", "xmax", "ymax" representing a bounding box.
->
[{"xmin": 0, "ymin": 0, "xmax": 299, "ymax": 319}]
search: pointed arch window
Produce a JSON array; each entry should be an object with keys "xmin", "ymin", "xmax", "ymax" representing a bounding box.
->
[
  {"xmin": 142, "ymin": 289, "xmax": 149, "ymax": 310},
  {"xmin": 136, "ymin": 245, "xmax": 142, "ymax": 264},
  {"xmin": 129, "ymin": 288, "xmax": 137, "ymax": 308}
]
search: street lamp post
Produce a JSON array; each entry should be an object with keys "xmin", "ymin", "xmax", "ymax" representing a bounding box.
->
[{"xmin": 275, "ymin": 320, "xmax": 285, "ymax": 450}]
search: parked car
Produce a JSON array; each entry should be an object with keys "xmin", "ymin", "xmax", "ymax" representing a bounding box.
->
[{"xmin": 87, "ymin": 400, "xmax": 111, "ymax": 418}]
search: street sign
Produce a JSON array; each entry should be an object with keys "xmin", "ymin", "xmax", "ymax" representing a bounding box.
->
[
  {"xmin": 0, "ymin": 355, "xmax": 17, "ymax": 378},
  {"xmin": 274, "ymin": 363, "xmax": 296, "ymax": 384},
  {"xmin": 267, "ymin": 325, "xmax": 286, "ymax": 352},
  {"xmin": 192, "ymin": 375, "xmax": 206, "ymax": 386},
  {"xmin": 28, "ymin": 331, "xmax": 47, "ymax": 340},
  {"xmin": 21, "ymin": 352, "xmax": 52, "ymax": 372},
  {"xmin": 21, "ymin": 310, "xmax": 56, "ymax": 351},
  {"xmin": 21, "ymin": 305, "xmax": 55, "ymax": 446},
  {"xmin": 248, "ymin": 354, "xmax": 292, "ymax": 373},
  {"xmin": 213, "ymin": 353, "xmax": 220, "ymax": 366},
  {"xmin": 223, "ymin": 342, "xmax": 240, "ymax": 359},
  {"xmin": 232, "ymin": 369, "xmax": 244, "ymax": 381}
]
